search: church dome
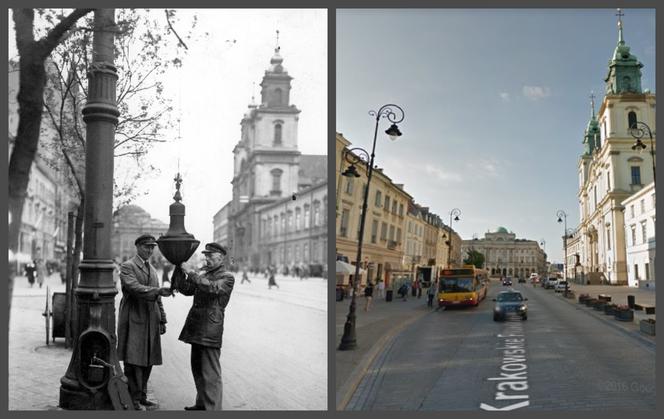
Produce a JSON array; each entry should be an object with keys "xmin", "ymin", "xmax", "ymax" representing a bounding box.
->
[{"xmin": 496, "ymin": 226, "xmax": 508, "ymax": 233}]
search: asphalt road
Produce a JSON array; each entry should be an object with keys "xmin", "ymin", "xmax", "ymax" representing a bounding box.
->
[{"xmin": 345, "ymin": 281, "xmax": 655, "ymax": 411}]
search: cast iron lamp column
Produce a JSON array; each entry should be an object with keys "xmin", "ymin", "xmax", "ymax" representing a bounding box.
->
[
  {"xmin": 630, "ymin": 121, "xmax": 656, "ymax": 188},
  {"xmin": 283, "ymin": 193, "xmax": 297, "ymax": 273},
  {"xmin": 338, "ymin": 104, "xmax": 404, "ymax": 351},
  {"xmin": 446, "ymin": 208, "xmax": 461, "ymax": 268},
  {"xmin": 556, "ymin": 210, "xmax": 568, "ymax": 281}
]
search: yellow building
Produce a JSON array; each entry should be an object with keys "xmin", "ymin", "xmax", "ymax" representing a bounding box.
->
[{"xmin": 336, "ymin": 133, "xmax": 412, "ymax": 289}]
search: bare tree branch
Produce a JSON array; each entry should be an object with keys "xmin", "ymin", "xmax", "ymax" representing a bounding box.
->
[{"xmin": 164, "ymin": 9, "xmax": 188, "ymax": 50}]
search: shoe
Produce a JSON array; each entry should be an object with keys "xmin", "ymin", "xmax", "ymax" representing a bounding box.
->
[
  {"xmin": 184, "ymin": 405, "xmax": 204, "ymax": 410},
  {"xmin": 140, "ymin": 398, "xmax": 158, "ymax": 408}
]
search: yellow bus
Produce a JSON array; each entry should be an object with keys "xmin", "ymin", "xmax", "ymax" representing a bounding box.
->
[{"xmin": 437, "ymin": 266, "xmax": 489, "ymax": 308}]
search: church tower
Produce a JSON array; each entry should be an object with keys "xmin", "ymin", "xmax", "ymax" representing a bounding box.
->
[{"xmin": 576, "ymin": 9, "xmax": 656, "ymax": 285}]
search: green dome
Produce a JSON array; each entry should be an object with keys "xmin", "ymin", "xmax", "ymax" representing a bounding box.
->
[{"xmin": 496, "ymin": 226, "xmax": 508, "ymax": 233}]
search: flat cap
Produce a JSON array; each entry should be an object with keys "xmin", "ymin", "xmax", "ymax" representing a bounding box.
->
[
  {"xmin": 135, "ymin": 234, "xmax": 157, "ymax": 246},
  {"xmin": 201, "ymin": 242, "xmax": 227, "ymax": 255}
]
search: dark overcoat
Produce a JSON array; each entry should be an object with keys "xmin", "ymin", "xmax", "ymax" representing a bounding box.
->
[
  {"xmin": 117, "ymin": 256, "xmax": 167, "ymax": 366},
  {"xmin": 177, "ymin": 265, "xmax": 234, "ymax": 348}
]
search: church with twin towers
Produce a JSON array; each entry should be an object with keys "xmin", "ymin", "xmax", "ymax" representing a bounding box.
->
[{"xmin": 212, "ymin": 38, "xmax": 328, "ymax": 276}]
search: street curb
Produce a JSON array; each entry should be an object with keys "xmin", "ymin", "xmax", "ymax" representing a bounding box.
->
[
  {"xmin": 551, "ymin": 290, "xmax": 656, "ymax": 352},
  {"xmin": 335, "ymin": 307, "xmax": 431, "ymax": 411}
]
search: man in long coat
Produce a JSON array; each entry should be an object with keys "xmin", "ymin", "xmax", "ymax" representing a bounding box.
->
[
  {"xmin": 117, "ymin": 234, "xmax": 172, "ymax": 410},
  {"xmin": 177, "ymin": 242, "xmax": 235, "ymax": 410}
]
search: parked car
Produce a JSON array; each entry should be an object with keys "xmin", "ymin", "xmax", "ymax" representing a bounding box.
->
[
  {"xmin": 544, "ymin": 277, "xmax": 558, "ymax": 289},
  {"xmin": 493, "ymin": 290, "xmax": 528, "ymax": 321},
  {"xmin": 502, "ymin": 277, "xmax": 512, "ymax": 286},
  {"xmin": 555, "ymin": 281, "xmax": 569, "ymax": 293}
]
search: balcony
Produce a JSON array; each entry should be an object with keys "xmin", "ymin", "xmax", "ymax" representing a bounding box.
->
[{"xmin": 387, "ymin": 240, "xmax": 397, "ymax": 250}]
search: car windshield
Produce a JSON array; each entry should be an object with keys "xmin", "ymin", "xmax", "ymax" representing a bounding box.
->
[
  {"xmin": 440, "ymin": 277, "xmax": 474, "ymax": 292},
  {"xmin": 497, "ymin": 293, "xmax": 523, "ymax": 302}
]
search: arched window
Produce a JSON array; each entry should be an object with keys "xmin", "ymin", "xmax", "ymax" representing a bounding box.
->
[
  {"xmin": 274, "ymin": 123, "xmax": 282, "ymax": 145},
  {"xmin": 627, "ymin": 111, "xmax": 637, "ymax": 130},
  {"xmin": 273, "ymin": 88, "xmax": 283, "ymax": 106}
]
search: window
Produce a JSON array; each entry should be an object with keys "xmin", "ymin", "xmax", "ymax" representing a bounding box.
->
[
  {"xmin": 380, "ymin": 222, "xmax": 388, "ymax": 240},
  {"xmin": 645, "ymin": 263, "xmax": 650, "ymax": 280},
  {"xmin": 628, "ymin": 111, "xmax": 637, "ymax": 130},
  {"xmin": 606, "ymin": 227, "xmax": 611, "ymax": 250},
  {"xmin": 371, "ymin": 220, "xmax": 378, "ymax": 244},
  {"xmin": 640, "ymin": 199, "xmax": 645, "ymax": 214},
  {"xmin": 397, "ymin": 228, "xmax": 402, "ymax": 243},
  {"xmin": 630, "ymin": 205, "xmax": 635, "ymax": 218},
  {"xmin": 287, "ymin": 211, "xmax": 293, "ymax": 232},
  {"xmin": 304, "ymin": 205, "xmax": 310, "ymax": 229},
  {"xmin": 281, "ymin": 213, "xmax": 286, "ymax": 231},
  {"xmin": 631, "ymin": 225, "xmax": 637, "ymax": 246},
  {"xmin": 273, "ymin": 123, "xmax": 282, "ymax": 145},
  {"xmin": 606, "ymin": 172, "xmax": 611, "ymax": 191},
  {"xmin": 391, "ymin": 200, "xmax": 397, "ymax": 214},
  {"xmin": 389, "ymin": 225, "xmax": 395, "ymax": 240},
  {"xmin": 384, "ymin": 195, "xmax": 390, "ymax": 210},
  {"xmin": 313, "ymin": 201, "xmax": 321, "ymax": 226},
  {"xmin": 399, "ymin": 203, "xmax": 404, "ymax": 216},
  {"xmin": 634, "ymin": 264, "xmax": 639, "ymax": 280},
  {"xmin": 295, "ymin": 208, "xmax": 301, "ymax": 231},
  {"xmin": 271, "ymin": 168, "xmax": 283, "ymax": 194},
  {"xmin": 375, "ymin": 190, "xmax": 382, "ymax": 207},
  {"xmin": 344, "ymin": 177, "xmax": 354, "ymax": 195},
  {"xmin": 340, "ymin": 209, "xmax": 349, "ymax": 237},
  {"xmin": 631, "ymin": 166, "xmax": 641, "ymax": 185},
  {"xmin": 641, "ymin": 221, "xmax": 647, "ymax": 243}
]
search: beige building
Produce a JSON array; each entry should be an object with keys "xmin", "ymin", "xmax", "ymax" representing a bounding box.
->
[
  {"xmin": 212, "ymin": 202, "xmax": 231, "ymax": 248},
  {"xmin": 461, "ymin": 227, "xmax": 546, "ymax": 278},
  {"xmin": 622, "ymin": 182, "xmax": 655, "ymax": 288},
  {"xmin": 336, "ymin": 132, "xmax": 412, "ymax": 289},
  {"xmin": 404, "ymin": 202, "xmax": 426, "ymax": 279},
  {"xmin": 576, "ymin": 15, "xmax": 655, "ymax": 285},
  {"xmin": 111, "ymin": 205, "xmax": 168, "ymax": 263}
]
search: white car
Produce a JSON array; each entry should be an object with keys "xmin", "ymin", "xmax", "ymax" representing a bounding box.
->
[
  {"xmin": 544, "ymin": 277, "xmax": 558, "ymax": 289},
  {"xmin": 555, "ymin": 281, "xmax": 569, "ymax": 293}
]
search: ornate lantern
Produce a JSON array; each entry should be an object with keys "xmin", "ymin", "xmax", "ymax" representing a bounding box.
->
[{"xmin": 157, "ymin": 173, "xmax": 200, "ymax": 291}]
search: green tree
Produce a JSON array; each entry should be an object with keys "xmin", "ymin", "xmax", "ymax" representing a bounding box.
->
[{"xmin": 463, "ymin": 248, "xmax": 485, "ymax": 269}]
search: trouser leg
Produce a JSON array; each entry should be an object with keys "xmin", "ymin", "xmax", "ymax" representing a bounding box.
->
[
  {"xmin": 124, "ymin": 363, "xmax": 147, "ymax": 404},
  {"xmin": 191, "ymin": 344, "xmax": 222, "ymax": 410},
  {"xmin": 141, "ymin": 365, "xmax": 153, "ymax": 401}
]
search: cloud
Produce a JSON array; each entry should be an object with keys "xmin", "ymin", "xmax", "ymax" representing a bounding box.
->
[
  {"xmin": 465, "ymin": 158, "xmax": 502, "ymax": 178},
  {"xmin": 499, "ymin": 92, "xmax": 510, "ymax": 102},
  {"xmin": 522, "ymin": 85, "xmax": 551, "ymax": 100},
  {"xmin": 424, "ymin": 164, "xmax": 463, "ymax": 182}
]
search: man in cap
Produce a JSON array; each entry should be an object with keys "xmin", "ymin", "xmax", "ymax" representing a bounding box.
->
[
  {"xmin": 176, "ymin": 242, "xmax": 235, "ymax": 410},
  {"xmin": 117, "ymin": 234, "xmax": 173, "ymax": 410}
]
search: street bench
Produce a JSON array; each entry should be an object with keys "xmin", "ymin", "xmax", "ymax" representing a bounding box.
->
[
  {"xmin": 597, "ymin": 294, "xmax": 611, "ymax": 302},
  {"xmin": 634, "ymin": 303, "xmax": 655, "ymax": 315}
]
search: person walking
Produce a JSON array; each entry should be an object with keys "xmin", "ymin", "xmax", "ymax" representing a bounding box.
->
[
  {"xmin": 364, "ymin": 281, "xmax": 374, "ymax": 311},
  {"xmin": 117, "ymin": 234, "xmax": 172, "ymax": 410},
  {"xmin": 398, "ymin": 282, "xmax": 408, "ymax": 301},
  {"xmin": 427, "ymin": 279, "xmax": 437, "ymax": 308},
  {"xmin": 376, "ymin": 279, "xmax": 385, "ymax": 298},
  {"xmin": 268, "ymin": 265, "xmax": 279, "ymax": 289},
  {"xmin": 177, "ymin": 242, "xmax": 235, "ymax": 411},
  {"xmin": 241, "ymin": 267, "xmax": 251, "ymax": 284},
  {"xmin": 415, "ymin": 278, "xmax": 422, "ymax": 298},
  {"xmin": 25, "ymin": 261, "xmax": 36, "ymax": 287}
]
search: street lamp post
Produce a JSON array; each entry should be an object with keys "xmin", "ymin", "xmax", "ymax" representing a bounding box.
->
[
  {"xmin": 556, "ymin": 210, "xmax": 568, "ymax": 281},
  {"xmin": 446, "ymin": 208, "xmax": 461, "ymax": 268},
  {"xmin": 630, "ymin": 121, "xmax": 656, "ymax": 188},
  {"xmin": 338, "ymin": 104, "xmax": 404, "ymax": 351},
  {"xmin": 283, "ymin": 193, "xmax": 297, "ymax": 275}
]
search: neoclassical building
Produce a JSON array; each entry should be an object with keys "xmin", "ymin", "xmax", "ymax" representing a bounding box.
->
[
  {"xmin": 575, "ymin": 12, "xmax": 656, "ymax": 285},
  {"xmin": 224, "ymin": 44, "xmax": 326, "ymax": 272},
  {"xmin": 461, "ymin": 227, "xmax": 546, "ymax": 278}
]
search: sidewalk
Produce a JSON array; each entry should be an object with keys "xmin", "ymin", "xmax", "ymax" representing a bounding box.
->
[
  {"xmin": 541, "ymin": 283, "xmax": 656, "ymax": 345},
  {"xmin": 335, "ymin": 291, "xmax": 434, "ymax": 410}
]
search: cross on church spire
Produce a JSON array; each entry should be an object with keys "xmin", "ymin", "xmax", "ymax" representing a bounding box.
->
[
  {"xmin": 275, "ymin": 29, "xmax": 280, "ymax": 52},
  {"xmin": 616, "ymin": 8, "xmax": 625, "ymax": 44},
  {"xmin": 589, "ymin": 91, "xmax": 596, "ymax": 118}
]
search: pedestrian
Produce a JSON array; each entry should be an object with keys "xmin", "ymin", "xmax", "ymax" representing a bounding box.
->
[
  {"xmin": 25, "ymin": 261, "xmax": 36, "ymax": 287},
  {"xmin": 241, "ymin": 267, "xmax": 251, "ymax": 284},
  {"xmin": 415, "ymin": 278, "xmax": 422, "ymax": 298},
  {"xmin": 398, "ymin": 283, "xmax": 408, "ymax": 301},
  {"xmin": 268, "ymin": 265, "xmax": 279, "ymax": 289},
  {"xmin": 117, "ymin": 234, "xmax": 172, "ymax": 411},
  {"xmin": 364, "ymin": 281, "xmax": 374, "ymax": 311},
  {"xmin": 36, "ymin": 258, "xmax": 47, "ymax": 288},
  {"xmin": 176, "ymin": 242, "xmax": 235, "ymax": 411},
  {"xmin": 427, "ymin": 280, "xmax": 437, "ymax": 308}
]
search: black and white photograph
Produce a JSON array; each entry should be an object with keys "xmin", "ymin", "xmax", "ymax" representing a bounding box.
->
[{"xmin": 7, "ymin": 8, "xmax": 327, "ymax": 410}]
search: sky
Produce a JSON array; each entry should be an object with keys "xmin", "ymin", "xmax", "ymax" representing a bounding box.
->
[
  {"xmin": 8, "ymin": 9, "xmax": 327, "ymax": 247},
  {"xmin": 336, "ymin": 8, "xmax": 656, "ymax": 264}
]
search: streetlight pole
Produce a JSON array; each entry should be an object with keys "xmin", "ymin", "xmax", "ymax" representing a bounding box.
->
[
  {"xmin": 283, "ymin": 193, "xmax": 296, "ymax": 275},
  {"xmin": 630, "ymin": 121, "xmax": 656, "ymax": 188},
  {"xmin": 446, "ymin": 208, "xmax": 461, "ymax": 268},
  {"xmin": 338, "ymin": 104, "xmax": 404, "ymax": 351},
  {"xmin": 556, "ymin": 210, "xmax": 568, "ymax": 281}
]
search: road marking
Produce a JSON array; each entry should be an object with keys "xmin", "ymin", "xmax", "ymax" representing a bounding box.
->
[{"xmin": 480, "ymin": 317, "xmax": 529, "ymax": 411}]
